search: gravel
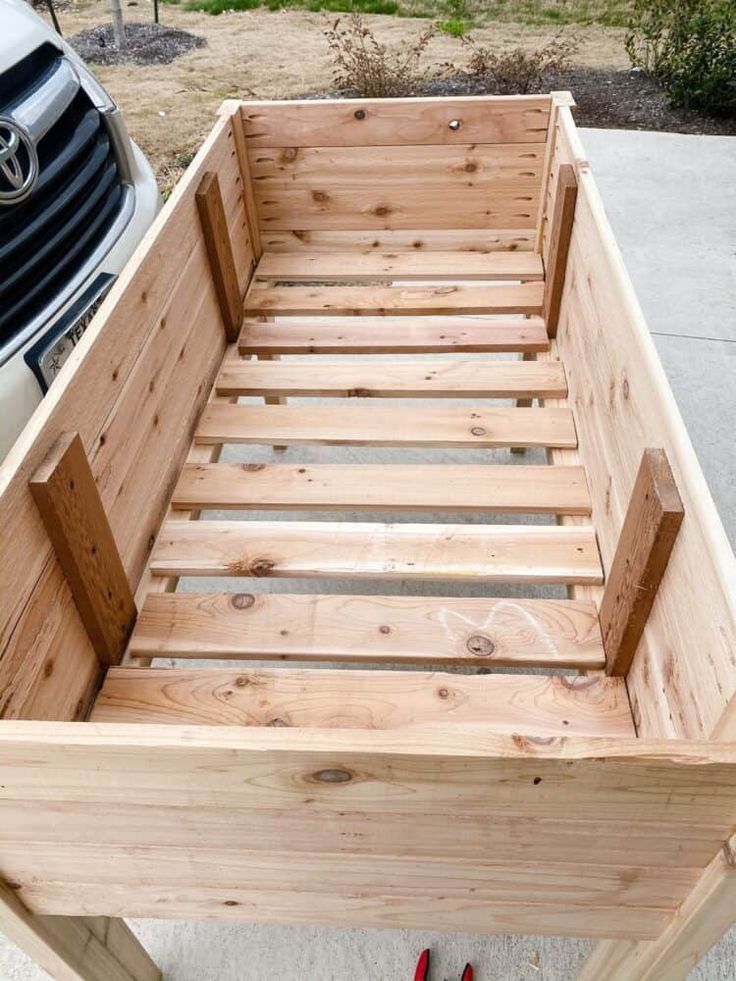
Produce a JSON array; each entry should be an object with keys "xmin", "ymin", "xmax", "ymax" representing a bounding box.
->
[{"xmin": 69, "ymin": 21, "xmax": 206, "ymax": 67}]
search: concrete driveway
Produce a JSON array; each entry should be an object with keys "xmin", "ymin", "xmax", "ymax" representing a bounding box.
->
[{"xmin": 1, "ymin": 127, "xmax": 734, "ymax": 980}]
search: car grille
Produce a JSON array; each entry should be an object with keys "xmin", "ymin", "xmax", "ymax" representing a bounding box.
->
[{"xmin": 0, "ymin": 44, "xmax": 126, "ymax": 347}]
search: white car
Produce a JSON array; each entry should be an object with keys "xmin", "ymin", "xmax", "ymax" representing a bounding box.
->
[{"xmin": 0, "ymin": 0, "xmax": 160, "ymax": 457}]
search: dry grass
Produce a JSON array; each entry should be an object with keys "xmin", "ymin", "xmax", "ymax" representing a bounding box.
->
[{"xmin": 51, "ymin": 0, "xmax": 628, "ymax": 192}]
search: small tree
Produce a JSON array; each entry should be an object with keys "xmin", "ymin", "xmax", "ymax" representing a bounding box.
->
[{"xmin": 108, "ymin": 0, "xmax": 126, "ymax": 52}]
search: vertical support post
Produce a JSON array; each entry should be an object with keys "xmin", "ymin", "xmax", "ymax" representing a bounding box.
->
[
  {"xmin": 196, "ymin": 171, "xmax": 243, "ymax": 343},
  {"xmin": 229, "ymin": 103, "xmax": 263, "ymax": 263},
  {"xmin": 0, "ymin": 878, "xmax": 160, "ymax": 981},
  {"xmin": 578, "ymin": 835, "xmax": 736, "ymax": 981},
  {"xmin": 30, "ymin": 432, "xmax": 136, "ymax": 667},
  {"xmin": 600, "ymin": 448, "xmax": 684, "ymax": 676},
  {"xmin": 543, "ymin": 163, "xmax": 577, "ymax": 338}
]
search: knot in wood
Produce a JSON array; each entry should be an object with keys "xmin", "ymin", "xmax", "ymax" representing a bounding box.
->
[
  {"xmin": 466, "ymin": 634, "xmax": 495, "ymax": 657},
  {"xmin": 242, "ymin": 463, "xmax": 265, "ymax": 472},
  {"xmin": 471, "ymin": 426, "xmax": 487, "ymax": 436},
  {"xmin": 354, "ymin": 109, "xmax": 366, "ymax": 120},
  {"xmin": 312, "ymin": 768, "xmax": 353, "ymax": 784},
  {"xmin": 250, "ymin": 558, "xmax": 276, "ymax": 577},
  {"xmin": 230, "ymin": 593, "xmax": 256, "ymax": 610}
]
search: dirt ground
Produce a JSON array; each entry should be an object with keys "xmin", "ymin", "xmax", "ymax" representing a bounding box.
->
[{"xmin": 50, "ymin": 0, "xmax": 628, "ymax": 189}]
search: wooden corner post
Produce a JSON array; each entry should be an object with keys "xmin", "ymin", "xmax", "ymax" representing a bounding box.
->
[
  {"xmin": 543, "ymin": 163, "xmax": 578, "ymax": 338},
  {"xmin": 30, "ymin": 432, "xmax": 136, "ymax": 667},
  {"xmin": 600, "ymin": 448, "xmax": 684, "ymax": 676},
  {"xmin": 196, "ymin": 171, "xmax": 243, "ymax": 343}
]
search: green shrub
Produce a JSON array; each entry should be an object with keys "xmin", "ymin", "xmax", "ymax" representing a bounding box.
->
[
  {"xmin": 462, "ymin": 33, "xmax": 578, "ymax": 93},
  {"xmin": 439, "ymin": 18, "xmax": 466, "ymax": 36},
  {"xmin": 626, "ymin": 0, "xmax": 736, "ymax": 115}
]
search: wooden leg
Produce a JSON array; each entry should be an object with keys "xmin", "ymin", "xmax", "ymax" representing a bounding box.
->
[
  {"xmin": 258, "ymin": 351, "xmax": 287, "ymax": 451},
  {"xmin": 510, "ymin": 350, "xmax": 536, "ymax": 453},
  {"xmin": 578, "ymin": 835, "xmax": 736, "ymax": 981},
  {"xmin": 0, "ymin": 879, "xmax": 160, "ymax": 981}
]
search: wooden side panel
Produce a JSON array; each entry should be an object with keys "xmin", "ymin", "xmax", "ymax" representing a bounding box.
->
[
  {"xmin": 0, "ymin": 725, "xmax": 735, "ymax": 936},
  {"xmin": 0, "ymin": 107, "xmax": 255, "ymax": 721},
  {"xmin": 243, "ymin": 98, "xmax": 549, "ymax": 247},
  {"xmin": 555, "ymin": 110, "xmax": 736, "ymax": 738}
]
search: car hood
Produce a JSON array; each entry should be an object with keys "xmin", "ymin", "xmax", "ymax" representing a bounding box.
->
[{"xmin": 0, "ymin": 0, "xmax": 63, "ymax": 75}]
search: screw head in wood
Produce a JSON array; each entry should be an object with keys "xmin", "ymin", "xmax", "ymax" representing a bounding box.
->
[{"xmin": 449, "ymin": 119, "xmax": 461, "ymax": 131}]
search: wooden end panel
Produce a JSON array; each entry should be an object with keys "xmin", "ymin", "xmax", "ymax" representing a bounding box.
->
[
  {"xmin": 2, "ymin": 727, "xmax": 736, "ymax": 936},
  {"xmin": 29, "ymin": 433, "xmax": 136, "ymax": 667},
  {"xmin": 601, "ymin": 449, "xmax": 684, "ymax": 677},
  {"xmin": 196, "ymin": 172, "xmax": 243, "ymax": 342}
]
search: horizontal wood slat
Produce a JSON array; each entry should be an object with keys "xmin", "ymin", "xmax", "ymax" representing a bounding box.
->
[
  {"xmin": 244, "ymin": 282, "xmax": 544, "ymax": 317},
  {"xmin": 195, "ymin": 404, "xmax": 577, "ymax": 449},
  {"xmin": 216, "ymin": 359, "xmax": 566, "ymax": 399},
  {"xmin": 253, "ymin": 183, "xmax": 539, "ymax": 231},
  {"xmin": 171, "ymin": 464, "xmax": 592, "ymax": 514},
  {"xmin": 129, "ymin": 592, "xmax": 606, "ymax": 669},
  {"xmin": 255, "ymin": 251, "xmax": 544, "ymax": 282},
  {"xmin": 249, "ymin": 143, "xmax": 546, "ymax": 185},
  {"xmin": 150, "ymin": 520, "xmax": 603, "ymax": 584},
  {"xmin": 91, "ymin": 668, "xmax": 633, "ymax": 737},
  {"xmin": 259, "ymin": 229, "xmax": 537, "ymax": 254},
  {"xmin": 237, "ymin": 317, "xmax": 550, "ymax": 355},
  {"xmin": 242, "ymin": 97, "xmax": 551, "ymax": 147}
]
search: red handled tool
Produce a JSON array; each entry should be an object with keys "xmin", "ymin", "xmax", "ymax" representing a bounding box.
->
[{"xmin": 413, "ymin": 949, "xmax": 474, "ymax": 981}]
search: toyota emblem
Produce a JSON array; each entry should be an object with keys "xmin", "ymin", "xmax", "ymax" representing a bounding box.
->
[{"xmin": 0, "ymin": 118, "xmax": 39, "ymax": 205}]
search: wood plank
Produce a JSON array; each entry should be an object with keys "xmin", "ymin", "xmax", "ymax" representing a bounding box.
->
[
  {"xmin": 172, "ymin": 463, "xmax": 592, "ymax": 514},
  {"xmin": 0, "ymin": 878, "xmax": 160, "ymax": 981},
  {"xmin": 150, "ymin": 520, "xmax": 603, "ymax": 584},
  {"xmin": 579, "ymin": 835, "xmax": 736, "ymax": 981},
  {"xmin": 260, "ymin": 229, "xmax": 536, "ymax": 253},
  {"xmin": 253, "ymin": 182, "xmax": 539, "ymax": 231},
  {"xmin": 2, "ymin": 799, "xmax": 727, "ymax": 871},
  {"xmin": 29, "ymin": 432, "xmax": 136, "ymax": 668},
  {"xmin": 129, "ymin": 592, "xmax": 605, "ymax": 669},
  {"xmin": 601, "ymin": 449, "xmax": 684, "ymax": 677},
  {"xmin": 249, "ymin": 143, "xmax": 546, "ymax": 184},
  {"xmin": 195, "ymin": 404, "xmax": 577, "ymax": 449},
  {"xmin": 216, "ymin": 359, "xmax": 567, "ymax": 399},
  {"xmin": 245, "ymin": 282, "xmax": 543, "ymax": 317},
  {"xmin": 543, "ymin": 163, "xmax": 578, "ymax": 337},
  {"xmin": 255, "ymin": 251, "xmax": 544, "ymax": 282},
  {"xmin": 242, "ymin": 97, "xmax": 551, "ymax": 147},
  {"xmin": 237, "ymin": 317, "xmax": 550, "ymax": 355},
  {"xmin": 91, "ymin": 668, "xmax": 633, "ymax": 737},
  {"xmin": 195, "ymin": 172, "xmax": 243, "ymax": 342}
]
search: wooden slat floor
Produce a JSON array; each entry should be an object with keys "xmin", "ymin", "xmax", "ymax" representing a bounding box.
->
[{"xmin": 114, "ymin": 248, "xmax": 621, "ymax": 738}]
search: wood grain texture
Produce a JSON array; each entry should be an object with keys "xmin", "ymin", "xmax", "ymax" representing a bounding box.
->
[
  {"xmin": 0, "ymin": 109, "xmax": 244, "ymax": 721},
  {"xmin": 195, "ymin": 404, "xmax": 576, "ymax": 449},
  {"xmin": 29, "ymin": 433, "xmax": 136, "ymax": 667},
  {"xmin": 600, "ymin": 449, "xmax": 684, "ymax": 676},
  {"xmin": 579, "ymin": 836, "xmax": 736, "ymax": 981},
  {"xmin": 237, "ymin": 317, "xmax": 550, "ymax": 355},
  {"xmin": 244, "ymin": 282, "xmax": 544, "ymax": 317},
  {"xmin": 129, "ymin": 591, "xmax": 606, "ymax": 669},
  {"xmin": 259, "ymin": 229, "xmax": 536, "ymax": 253},
  {"xmin": 553, "ymin": 111, "xmax": 736, "ymax": 738},
  {"xmin": 253, "ymin": 182, "xmax": 539, "ymax": 230},
  {"xmin": 196, "ymin": 171, "xmax": 243, "ymax": 342},
  {"xmin": 216, "ymin": 358, "xmax": 566, "ymax": 399},
  {"xmin": 150, "ymin": 519, "xmax": 602, "ymax": 584},
  {"xmin": 242, "ymin": 97, "xmax": 551, "ymax": 147},
  {"xmin": 255, "ymin": 251, "xmax": 544, "ymax": 282},
  {"xmin": 172, "ymin": 463, "xmax": 592, "ymax": 514},
  {"xmin": 249, "ymin": 143, "xmax": 545, "ymax": 184},
  {"xmin": 91, "ymin": 668, "xmax": 633, "ymax": 737},
  {"xmin": 543, "ymin": 163, "xmax": 578, "ymax": 337},
  {"xmin": 0, "ymin": 878, "xmax": 159, "ymax": 981}
]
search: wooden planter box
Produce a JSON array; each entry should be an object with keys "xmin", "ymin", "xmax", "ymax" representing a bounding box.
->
[{"xmin": 1, "ymin": 94, "xmax": 734, "ymax": 981}]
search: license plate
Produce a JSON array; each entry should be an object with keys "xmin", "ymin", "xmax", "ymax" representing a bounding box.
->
[{"xmin": 25, "ymin": 274, "xmax": 115, "ymax": 394}]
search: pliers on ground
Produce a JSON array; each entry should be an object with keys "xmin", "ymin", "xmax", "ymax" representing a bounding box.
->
[{"xmin": 414, "ymin": 948, "xmax": 473, "ymax": 981}]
